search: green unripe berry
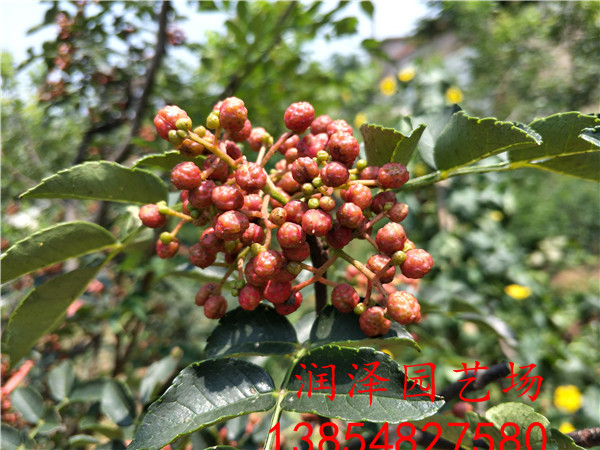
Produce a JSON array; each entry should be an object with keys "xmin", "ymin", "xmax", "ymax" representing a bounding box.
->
[
  {"xmin": 168, "ymin": 129, "xmax": 184, "ymax": 146},
  {"xmin": 230, "ymin": 288, "xmax": 240, "ymax": 297},
  {"xmin": 207, "ymin": 111, "xmax": 220, "ymax": 129},
  {"xmin": 262, "ymin": 133, "xmax": 274, "ymax": 146},
  {"xmin": 383, "ymin": 201, "xmax": 394, "ymax": 211},
  {"xmin": 189, "ymin": 208, "xmax": 201, "ymax": 219},
  {"xmin": 356, "ymin": 159, "xmax": 368, "ymax": 171},
  {"xmin": 176, "ymin": 129, "xmax": 188, "ymax": 138},
  {"xmin": 251, "ymin": 243, "xmax": 265, "ymax": 256},
  {"xmin": 193, "ymin": 125, "xmax": 206, "ymax": 137},
  {"xmin": 160, "ymin": 232, "xmax": 174, "ymax": 244},
  {"xmin": 224, "ymin": 240, "xmax": 239, "ymax": 253},
  {"xmin": 286, "ymin": 261, "xmax": 303, "ymax": 276},
  {"xmin": 233, "ymin": 279, "xmax": 245, "ymax": 290},
  {"xmin": 391, "ymin": 250, "xmax": 407, "ymax": 265},
  {"xmin": 302, "ymin": 183, "xmax": 315, "ymax": 195},
  {"xmin": 312, "ymin": 177, "xmax": 323, "ymax": 188},
  {"xmin": 354, "ymin": 303, "xmax": 367, "ymax": 315},
  {"xmin": 307, "ymin": 198, "xmax": 320, "ymax": 209},
  {"xmin": 157, "ymin": 203, "xmax": 170, "ymax": 215},
  {"xmin": 403, "ymin": 240, "xmax": 416, "ymax": 252},
  {"xmin": 176, "ymin": 117, "xmax": 192, "ymax": 131},
  {"xmin": 316, "ymin": 150, "xmax": 329, "ymax": 163},
  {"xmin": 349, "ymin": 174, "xmax": 358, "ymax": 181}
]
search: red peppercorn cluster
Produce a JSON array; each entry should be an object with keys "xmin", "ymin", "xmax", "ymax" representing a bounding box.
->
[{"xmin": 140, "ymin": 99, "xmax": 433, "ymax": 335}]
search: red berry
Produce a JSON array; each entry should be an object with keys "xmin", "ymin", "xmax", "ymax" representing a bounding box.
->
[
  {"xmin": 273, "ymin": 263, "xmax": 298, "ymax": 283},
  {"xmin": 154, "ymin": 105, "xmax": 190, "ymax": 140},
  {"xmin": 199, "ymin": 227, "xmax": 225, "ymax": 253},
  {"xmin": 319, "ymin": 196, "xmax": 336, "ymax": 212},
  {"xmin": 189, "ymin": 243, "xmax": 217, "ymax": 268},
  {"xmin": 278, "ymin": 134, "xmax": 300, "ymax": 154},
  {"xmin": 284, "ymin": 147, "xmax": 300, "ymax": 164},
  {"xmin": 387, "ymin": 202, "xmax": 409, "ymax": 222},
  {"xmin": 401, "ymin": 249, "xmax": 434, "ymax": 279},
  {"xmin": 298, "ymin": 133, "xmax": 328, "ymax": 158},
  {"xmin": 238, "ymin": 284, "xmax": 263, "ymax": 311},
  {"xmin": 282, "ymin": 242, "xmax": 310, "ymax": 262},
  {"xmin": 359, "ymin": 306, "xmax": 391, "ymax": 337},
  {"xmin": 277, "ymin": 172, "xmax": 301, "ymax": 195},
  {"xmin": 277, "ymin": 222, "xmax": 306, "ymax": 249},
  {"xmin": 326, "ymin": 119, "xmax": 353, "ymax": 137},
  {"xmin": 452, "ymin": 402, "xmax": 474, "ymax": 419},
  {"xmin": 171, "ymin": 161, "xmax": 202, "ymax": 190},
  {"xmin": 244, "ymin": 258, "xmax": 270, "ymax": 287},
  {"xmin": 375, "ymin": 222, "xmax": 407, "ymax": 255},
  {"xmin": 291, "ymin": 157, "xmax": 320, "ymax": 184},
  {"xmin": 378, "ymin": 163, "xmax": 409, "ymax": 189},
  {"xmin": 211, "ymin": 185, "xmax": 244, "ymax": 211},
  {"xmin": 302, "ymin": 209, "xmax": 333, "ymax": 237},
  {"xmin": 253, "ymin": 250, "xmax": 283, "ymax": 278},
  {"xmin": 284, "ymin": 200, "xmax": 309, "ymax": 224},
  {"xmin": 204, "ymin": 294, "xmax": 228, "ymax": 319},
  {"xmin": 230, "ymin": 119, "xmax": 252, "ymax": 142},
  {"xmin": 367, "ymin": 254, "xmax": 396, "ymax": 284},
  {"xmin": 360, "ymin": 165, "xmax": 379, "ymax": 180},
  {"xmin": 225, "ymin": 140, "xmax": 243, "ymax": 159},
  {"xmin": 320, "ymin": 161, "xmax": 349, "ymax": 188},
  {"xmin": 284, "ymin": 102, "xmax": 315, "ymax": 133},
  {"xmin": 247, "ymin": 127, "xmax": 270, "ymax": 152},
  {"xmin": 326, "ymin": 132, "xmax": 359, "ymax": 165},
  {"xmin": 331, "ymin": 283, "xmax": 360, "ymax": 313},
  {"xmin": 240, "ymin": 223, "xmax": 266, "ymax": 246},
  {"xmin": 156, "ymin": 238, "xmax": 179, "ymax": 259},
  {"xmin": 195, "ymin": 282, "xmax": 220, "ymax": 306},
  {"xmin": 337, "ymin": 202, "xmax": 364, "ymax": 229},
  {"xmin": 235, "ymin": 162, "xmax": 267, "ymax": 193},
  {"xmin": 243, "ymin": 193, "xmax": 262, "ymax": 212},
  {"xmin": 346, "ymin": 183, "xmax": 372, "ymax": 210},
  {"xmin": 325, "ymin": 222, "xmax": 353, "ymax": 249},
  {"xmin": 310, "ymin": 115, "xmax": 333, "ymax": 135},
  {"xmin": 139, "ymin": 204, "xmax": 166, "ymax": 228},
  {"xmin": 189, "ymin": 180, "xmax": 216, "ymax": 209},
  {"xmin": 274, "ymin": 291, "xmax": 303, "ymax": 315},
  {"xmin": 371, "ymin": 191, "xmax": 397, "ymax": 214},
  {"xmin": 263, "ymin": 280, "xmax": 292, "ymax": 304},
  {"xmin": 203, "ymin": 154, "xmax": 229, "ymax": 183},
  {"xmin": 386, "ymin": 291, "xmax": 419, "ymax": 325},
  {"xmin": 214, "ymin": 210, "xmax": 250, "ymax": 241},
  {"xmin": 219, "ymin": 97, "xmax": 247, "ymax": 132}
]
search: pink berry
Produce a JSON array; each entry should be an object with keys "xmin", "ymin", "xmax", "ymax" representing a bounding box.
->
[
  {"xmin": 375, "ymin": 222, "xmax": 407, "ymax": 255},
  {"xmin": 156, "ymin": 238, "xmax": 179, "ymax": 259},
  {"xmin": 331, "ymin": 283, "xmax": 360, "ymax": 313},
  {"xmin": 195, "ymin": 283, "xmax": 220, "ymax": 307},
  {"xmin": 199, "ymin": 227, "xmax": 225, "ymax": 253},
  {"xmin": 291, "ymin": 157, "xmax": 320, "ymax": 184},
  {"xmin": 189, "ymin": 180, "xmax": 216, "ymax": 209},
  {"xmin": 274, "ymin": 291, "xmax": 303, "ymax": 315},
  {"xmin": 263, "ymin": 280, "xmax": 292, "ymax": 304},
  {"xmin": 240, "ymin": 223, "xmax": 266, "ymax": 246},
  {"xmin": 171, "ymin": 161, "xmax": 202, "ymax": 190},
  {"xmin": 302, "ymin": 209, "xmax": 333, "ymax": 237},
  {"xmin": 244, "ymin": 258, "xmax": 270, "ymax": 287},
  {"xmin": 378, "ymin": 163, "xmax": 409, "ymax": 189},
  {"xmin": 401, "ymin": 249, "xmax": 434, "ymax": 279},
  {"xmin": 277, "ymin": 222, "xmax": 306, "ymax": 249},
  {"xmin": 386, "ymin": 291, "xmax": 420, "ymax": 325},
  {"xmin": 139, "ymin": 204, "xmax": 166, "ymax": 228},
  {"xmin": 337, "ymin": 202, "xmax": 364, "ymax": 229},
  {"xmin": 189, "ymin": 243, "xmax": 217, "ymax": 268},
  {"xmin": 326, "ymin": 132, "xmax": 359, "ymax": 165},
  {"xmin": 325, "ymin": 222, "xmax": 353, "ymax": 249},
  {"xmin": 346, "ymin": 183, "xmax": 372, "ymax": 210},
  {"xmin": 367, "ymin": 254, "xmax": 396, "ymax": 284},
  {"xmin": 282, "ymin": 242, "xmax": 310, "ymax": 262},
  {"xmin": 243, "ymin": 193, "xmax": 262, "ymax": 211},
  {"xmin": 359, "ymin": 306, "xmax": 391, "ymax": 337},
  {"xmin": 153, "ymin": 105, "xmax": 190, "ymax": 140},
  {"xmin": 238, "ymin": 284, "xmax": 263, "ymax": 311},
  {"xmin": 253, "ymin": 250, "xmax": 283, "ymax": 278},
  {"xmin": 297, "ymin": 133, "xmax": 328, "ymax": 158},
  {"xmin": 230, "ymin": 119, "xmax": 252, "ymax": 142},
  {"xmin": 284, "ymin": 102, "xmax": 315, "ymax": 133},
  {"xmin": 284, "ymin": 200, "xmax": 309, "ymax": 224},
  {"xmin": 204, "ymin": 294, "xmax": 228, "ymax": 319},
  {"xmin": 326, "ymin": 119, "xmax": 353, "ymax": 137},
  {"xmin": 360, "ymin": 165, "xmax": 379, "ymax": 180},
  {"xmin": 219, "ymin": 97, "xmax": 247, "ymax": 132},
  {"xmin": 211, "ymin": 185, "xmax": 244, "ymax": 211},
  {"xmin": 310, "ymin": 115, "xmax": 333, "ymax": 135},
  {"xmin": 278, "ymin": 134, "xmax": 300, "ymax": 154},
  {"xmin": 225, "ymin": 140, "xmax": 243, "ymax": 159},
  {"xmin": 387, "ymin": 203, "xmax": 409, "ymax": 222},
  {"xmin": 203, "ymin": 154, "xmax": 229, "ymax": 183},
  {"xmin": 371, "ymin": 191, "xmax": 397, "ymax": 214},
  {"xmin": 235, "ymin": 162, "xmax": 267, "ymax": 193},
  {"xmin": 320, "ymin": 161, "xmax": 349, "ymax": 188},
  {"xmin": 277, "ymin": 172, "xmax": 301, "ymax": 195},
  {"xmin": 247, "ymin": 127, "xmax": 270, "ymax": 152},
  {"xmin": 214, "ymin": 210, "xmax": 249, "ymax": 241}
]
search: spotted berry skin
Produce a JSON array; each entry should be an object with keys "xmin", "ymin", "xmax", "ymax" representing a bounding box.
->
[
  {"xmin": 320, "ymin": 161, "xmax": 349, "ymax": 187},
  {"xmin": 277, "ymin": 222, "xmax": 306, "ymax": 248},
  {"xmin": 387, "ymin": 202, "xmax": 409, "ymax": 223},
  {"xmin": 291, "ymin": 157, "xmax": 320, "ymax": 184},
  {"xmin": 253, "ymin": 250, "xmax": 283, "ymax": 278},
  {"xmin": 154, "ymin": 105, "xmax": 190, "ymax": 140},
  {"xmin": 171, "ymin": 161, "xmax": 202, "ymax": 190},
  {"xmin": 401, "ymin": 249, "xmax": 434, "ymax": 279},
  {"xmin": 240, "ymin": 223, "xmax": 266, "ymax": 246},
  {"xmin": 346, "ymin": 183, "xmax": 372, "ymax": 210},
  {"xmin": 263, "ymin": 280, "xmax": 292, "ymax": 304},
  {"xmin": 203, "ymin": 154, "xmax": 229, "ymax": 183},
  {"xmin": 325, "ymin": 222, "xmax": 353, "ymax": 249},
  {"xmin": 214, "ymin": 210, "xmax": 249, "ymax": 241},
  {"xmin": 219, "ymin": 97, "xmax": 247, "ymax": 132},
  {"xmin": 275, "ymin": 292, "xmax": 303, "ymax": 315},
  {"xmin": 386, "ymin": 291, "xmax": 420, "ymax": 325},
  {"xmin": 204, "ymin": 294, "xmax": 228, "ymax": 319},
  {"xmin": 327, "ymin": 132, "xmax": 360, "ymax": 165},
  {"xmin": 284, "ymin": 102, "xmax": 315, "ymax": 133},
  {"xmin": 243, "ymin": 193, "xmax": 262, "ymax": 212},
  {"xmin": 235, "ymin": 162, "xmax": 267, "ymax": 192},
  {"xmin": 188, "ymin": 180, "xmax": 216, "ymax": 209},
  {"xmin": 371, "ymin": 191, "xmax": 397, "ymax": 214},
  {"xmin": 326, "ymin": 119, "xmax": 353, "ymax": 137},
  {"xmin": 244, "ymin": 258, "xmax": 270, "ymax": 287},
  {"xmin": 211, "ymin": 185, "xmax": 244, "ymax": 211},
  {"xmin": 238, "ymin": 284, "xmax": 263, "ymax": 311},
  {"xmin": 359, "ymin": 306, "xmax": 391, "ymax": 337},
  {"xmin": 298, "ymin": 133, "xmax": 328, "ymax": 158},
  {"xmin": 199, "ymin": 227, "xmax": 225, "ymax": 253},
  {"xmin": 360, "ymin": 165, "xmax": 379, "ymax": 180},
  {"xmin": 302, "ymin": 209, "xmax": 333, "ymax": 237},
  {"xmin": 247, "ymin": 127, "xmax": 270, "ymax": 152},
  {"xmin": 375, "ymin": 222, "xmax": 407, "ymax": 255},
  {"xmin": 139, "ymin": 204, "xmax": 166, "ymax": 228},
  {"xmin": 189, "ymin": 243, "xmax": 217, "ymax": 268},
  {"xmin": 310, "ymin": 115, "xmax": 333, "ymax": 135},
  {"xmin": 337, "ymin": 202, "xmax": 364, "ymax": 229},
  {"xmin": 367, "ymin": 254, "xmax": 396, "ymax": 284},
  {"xmin": 331, "ymin": 283, "xmax": 360, "ymax": 313},
  {"xmin": 156, "ymin": 238, "xmax": 179, "ymax": 259},
  {"xmin": 230, "ymin": 119, "xmax": 252, "ymax": 142},
  {"xmin": 378, "ymin": 162, "xmax": 409, "ymax": 189},
  {"xmin": 195, "ymin": 282, "xmax": 220, "ymax": 306},
  {"xmin": 284, "ymin": 200, "xmax": 309, "ymax": 224},
  {"xmin": 282, "ymin": 242, "xmax": 311, "ymax": 261}
]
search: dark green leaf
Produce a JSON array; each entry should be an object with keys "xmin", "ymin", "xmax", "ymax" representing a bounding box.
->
[
  {"xmin": 132, "ymin": 150, "xmax": 205, "ymax": 170},
  {"xmin": 550, "ymin": 428, "xmax": 585, "ymax": 450},
  {"xmin": 0, "ymin": 424, "xmax": 34, "ymax": 450},
  {"xmin": 434, "ymin": 112, "xmax": 541, "ymax": 170},
  {"xmin": 96, "ymin": 440, "xmax": 127, "ymax": 450},
  {"xmin": 205, "ymin": 304, "xmax": 298, "ymax": 358},
  {"xmin": 38, "ymin": 408, "xmax": 65, "ymax": 435},
  {"xmin": 579, "ymin": 126, "xmax": 600, "ymax": 148},
  {"xmin": 333, "ymin": 17, "xmax": 358, "ymax": 36},
  {"xmin": 1, "ymin": 221, "xmax": 116, "ymax": 284},
  {"xmin": 129, "ymin": 359, "xmax": 276, "ymax": 450},
  {"xmin": 417, "ymin": 105, "xmax": 462, "ymax": 169},
  {"xmin": 11, "ymin": 387, "xmax": 45, "ymax": 424},
  {"xmin": 509, "ymin": 112, "xmax": 600, "ymax": 162},
  {"xmin": 4, "ymin": 266, "xmax": 101, "ymax": 367},
  {"xmin": 70, "ymin": 379, "xmax": 106, "ymax": 403},
  {"xmin": 283, "ymin": 345, "xmax": 443, "ymax": 422},
  {"xmin": 20, "ymin": 161, "xmax": 167, "ymax": 204},
  {"xmin": 48, "ymin": 360, "xmax": 75, "ymax": 401},
  {"xmin": 359, "ymin": 1, "xmax": 374, "ymax": 18},
  {"xmin": 485, "ymin": 403, "xmax": 551, "ymax": 449},
  {"xmin": 101, "ymin": 380, "xmax": 136, "ymax": 427},
  {"xmin": 530, "ymin": 150, "xmax": 600, "ymax": 181},
  {"xmin": 68, "ymin": 435, "xmax": 102, "ymax": 447},
  {"xmin": 361, "ymin": 123, "xmax": 425, "ymax": 167},
  {"xmin": 140, "ymin": 351, "xmax": 182, "ymax": 404},
  {"xmin": 309, "ymin": 305, "xmax": 419, "ymax": 354}
]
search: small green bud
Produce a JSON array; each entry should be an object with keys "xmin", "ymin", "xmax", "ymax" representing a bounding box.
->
[
  {"xmin": 176, "ymin": 117, "xmax": 192, "ymax": 131},
  {"xmin": 356, "ymin": 159, "xmax": 368, "ymax": 171},
  {"xmin": 157, "ymin": 204, "xmax": 170, "ymax": 214},
  {"xmin": 383, "ymin": 201, "xmax": 394, "ymax": 211},
  {"xmin": 262, "ymin": 133, "xmax": 274, "ymax": 146},
  {"xmin": 286, "ymin": 261, "xmax": 303, "ymax": 276},
  {"xmin": 189, "ymin": 208, "xmax": 201, "ymax": 219},
  {"xmin": 234, "ymin": 279, "xmax": 245, "ymax": 290},
  {"xmin": 270, "ymin": 169, "xmax": 277, "ymax": 175},
  {"xmin": 312, "ymin": 177, "xmax": 323, "ymax": 188},
  {"xmin": 193, "ymin": 125, "xmax": 207, "ymax": 137},
  {"xmin": 224, "ymin": 240, "xmax": 239, "ymax": 253},
  {"xmin": 160, "ymin": 232, "xmax": 174, "ymax": 244},
  {"xmin": 391, "ymin": 250, "xmax": 407, "ymax": 265},
  {"xmin": 251, "ymin": 243, "xmax": 265, "ymax": 256},
  {"xmin": 316, "ymin": 150, "xmax": 329, "ymax": 163},
  {"xmin": 302, "ymin": 183, "xmax": 315, "ymax": 195},
  {"xmin": 168, "ymin": 129, "xmax": 184, "ymax": 146},
  {"xmin": 176, "ymin": 129, "xmax": 188, "ymax": 138},
  {"xmin": 403, "ymin": 240, "xmax": 416, "ymax": 252},
  {"xmin": 230, "ymin": 288, "xmax": 240, "ymax": 297},
  {"xmin": 354, "ymin": 303, "xmax": 367, "ymax": 315},
  {"xmin": 349, "ymin": 174, "xmax": 358, "ymax": 181},
  {"xmin": 307, "ymin": 198, "xmax": 320, "ymax": 209},
  {"xmin": 206, "ymin": 111, "xmax": 220, "ymax": 130}
]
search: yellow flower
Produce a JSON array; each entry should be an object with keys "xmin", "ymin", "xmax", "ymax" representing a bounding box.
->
[
  {"xmin": 554, "ymin": 385, "xmax": 583, "ymax": 413},
  {"xmin": 559, "ymin": 422, "xmax": 575, "ymax": 434},
  {"xmin": 445, "ymin": 86, "xmax": 463, "ymax": 104},
  {"xmin": 354, "ymin": 113, "xmax": 368, "ymax": 129},
  {"xmin": 504, "ymin": 284, "xmax": 532, "ymax": 300},
  {"xmin": 489, "ymin": 210, "xmax": 504, "ymax": 222},
  {"xmin": 398, "ymin": 67, "xmax": 416, "ymax": 82},
  {"xmin": 379, "ymin": 76, "xmax": 397, "ymax": 96}
]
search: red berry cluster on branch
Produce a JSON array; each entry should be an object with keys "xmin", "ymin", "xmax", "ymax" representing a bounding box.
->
[{"xmin": 139, "ymin": 98, "xmax": 434, "ymax": 335}]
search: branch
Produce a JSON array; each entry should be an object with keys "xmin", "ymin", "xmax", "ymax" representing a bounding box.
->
[
  {"xmin": 72, "ymin": 118, "xmax": 125, "ymax": 165},
  {"xmin": 440, "ymin": 361, "xmax": 510, "ymax": 402},
  {"xmin": 112, "ymin": 0, "xmax": 171, "ymax": 163},
  {"xmin": 306, "ymin": 235, "xmax": 329, "ymax": 313},
  {"xmin": 568, "ymin": 428, "xmax": 600, "ymax": 448}
]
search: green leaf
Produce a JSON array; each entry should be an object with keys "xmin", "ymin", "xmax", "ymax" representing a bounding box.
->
[
  {"xmin": 309, "ymin": 305, "xmax": 420, "ymax": 354},
  {"xmin": 101, "ymin": 380, "xmax": 136, "ymax": 427},
  {"xmin": 48, "ymin": 360, "xmax": 75, "ymax": 401},
  {"xmin": 359, "ymin": 1, "xmax": 374, "ymax": 18},
  {"xmin": 434, "ymin": 111, "xmax": 541, "ymax": 170},
  {"xmin": 38, "ymin": 408, "xmax": 65, "ymax": 435},
  {"xmin": 129, "ymin": 359, "xmax": 276, "ymax": 450},
  {"xmin": 458, "ymin": 313, "xmax": 517, "ymax": 347},
  {"xmin": 530, "ymin": 151, "xmax": 600, "ymax": 182},
  {"xmin": 1, "ymin": 221, "xmax": 116, "ymax": 284},
  {"xmin": 549, "ymin": 428, "xmax": 585, "ymax": 450},
  {"xmin": 333, "ymin": 17, "xmax": 358, "ymax": 36},
  {"xmin": 416, "ymin": 105, "xmax": 462, "ymax": 169},
  {"xmin": 509, "ymin": 112, "xmax": 600, "ymax": 162},
  {"xmin": 0, "ymin": 424, "xmax": 35, "ymax": 450},
  {"xmin": 360, "ymin": 123, "xmax": 425, "ymax": 167},
  {"xmin": 70, "ymin": 379, "xmax": 106, "ymax": 403},
  {"xmin": 68, "ymin": 435, "xmax": 102, "ymax": 447},
  {"xmin": 579, "ymin": 126, "xmax": 600, "ymax": 147},
  {"xmin": 4, "ymin": 266, "xmax": 100, "ymax": 367},
  {"xmin": 132, "ymin": 150, "xmax": 205, "ymax": 170},
  {"xmin": 282, "ymin": 345, "xmax": 443, "ymax": 422},
  {"xmin": 140, "ymin": 351, "xmax": 182, "ymax": 404},
  {"xmin": 11, "ymin": 387, "xmax": 45, "ymax": 424},
  {"xmin": 485, "ymin": 403, "xmax": 550, "ymax": 449},
  {"xmin": 20, "ymin": 161, "xmax": 167, "ymax": 204},
  {"xmin": 205, "ymin": 304, "xmax": 298, "ymax": 358}
]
